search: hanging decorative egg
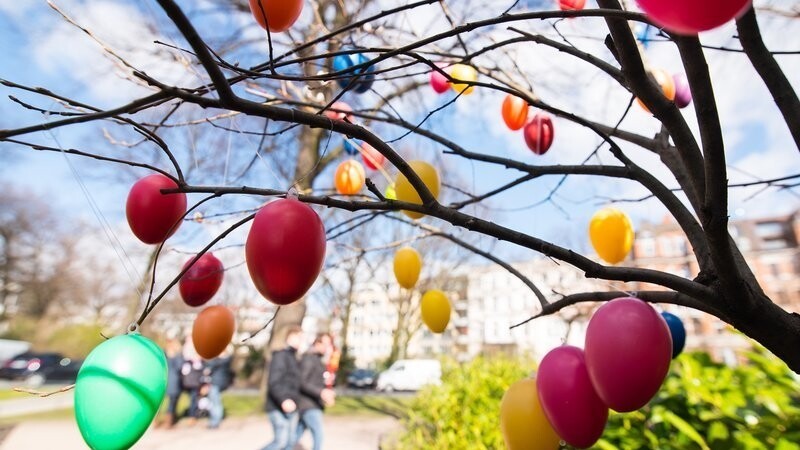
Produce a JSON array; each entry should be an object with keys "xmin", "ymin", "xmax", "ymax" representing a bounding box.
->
[
  {"xmin": 384, "ymin": 183, "xmax": 397, "ymax": 200},
  {"xmin": 335, "ymin": 159, "xmax": 366, "ymax": 195},
  {"xmin": 673, "ymin": 73, "xmax": 693, "ymax": 109},
  {"xmin": 584, "ymin": 297, "xmax": 673, "ymax": 412},
  {"xmin": 636, "ymin": 68, "xmax": 676, "ymax": 113},
  {"xmin": 393, "ymin": 246, "xmax": 422, "ymax": 289},
  {"xmin": 249, "ymin": 0, "xmax": 304, "ymax": 33},
  {"xmin": 323, "ymin": 101, "xmax": 354, "ymax": 122},
  {"xmin": 537, "ymin": 346, "xmax": 608, "ymax": 448},
  {"xmin": 500, "ymin": 378, "xmax": 561, "ymax": 450},
  {"xmin": 420, "ymin": 289, "xmax": 451, "ymax": 333},
  {"xmin": 245, "ymin": 198, "xmax": 326, "ymax": 305},
  {"xmin": 559, "ymin": 0, "xmax": 586, "ymax": 11},
  {"xmin": 75, "ymin": 333, "xmax": 167, "ymax": 450},
  {"xmin": 430, "ymin": 66, "xmax": 450, "ymax": 94},
  {"xmin": 343, "ymin": 139, "xmax": 360, "ymax": 156},
  {"xmin": 635, "ymin": 0, "xmax": 752, "ymax": 35},
  {"xmin": 192, "ymin": 305, "xmax": 236, "ymax": 359},
  {"xmin": 394, "ymin": 160, "xmax": 441, "ymax": 219},
  {"xmin": 635, "ymin": 23, "xmax": 656, "ymax": 49},
  {"xmin": 361, "ymin": 142, "xmax": 386, "ymax": 170},
  {"xmin": 502, "ymin": 94, "xmax": 529, "ymax": 131},
  {"xmin": 179, "ymin": 252, "xmax": 224, "ymax": 307},
  {"xmin": 660, "ymin": 311, "xmax": 687, "ymax": 358},
  {"xmin": 126, "ymin": 174, "xmax": 186, "ymax": 245},
  {"xmin": 523, "ymin": 113, "xmax": 555, "ymax": 155},
  {"xmin": 333, "ymin": 51, "xmax": 376, "ymax": 94},
  {"xmin": 449, "ymin": 64, "xmax": 477, "ymax": 95},
  {"xmin": 588, "ymin": 207, "xmax": 634, "ymax": 265}
]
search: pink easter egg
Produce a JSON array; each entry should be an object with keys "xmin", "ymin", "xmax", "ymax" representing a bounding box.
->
[{"xmin": 584, "ymin": 297, "xmax": 672, "ymax": 412}]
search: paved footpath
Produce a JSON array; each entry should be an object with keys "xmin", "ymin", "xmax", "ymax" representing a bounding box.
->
[{"xmin": 1, "ymin": 415, "xmax": 400, "ymax": 450}]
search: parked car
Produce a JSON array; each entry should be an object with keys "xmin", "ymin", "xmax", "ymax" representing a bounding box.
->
[
  {"xmin": 346, "ymin": 369, "xmax": 377, "ymax": 388},
  {"xmin": 0, "ymin": 352, "xmax": 83, "ymax": 387},
  {"xmin": 0, "ymin": 339, "xmax": 31, "ymax": 367},
  {"xmin": 376, "ymin": 359, "xmax": 441, "ymax": 392}
]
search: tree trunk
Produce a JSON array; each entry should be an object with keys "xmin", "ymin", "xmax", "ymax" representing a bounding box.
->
[{"xmin": 727, "ymin": 292, "xmax": 800, "ymax": 373}]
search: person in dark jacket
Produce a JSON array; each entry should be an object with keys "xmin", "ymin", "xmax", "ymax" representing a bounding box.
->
[
  {"xmin": 163, "ymin": 338, "xmax": 184, "ymax": 428},
  {"xmin": 261, "ymin": 326, "xmax": 303, "ymax": 450},
  {"xmin": 204, "ymin": 346, "xmax": 234, "ymax": 429},
  {"xmin": 288, "ymin": 333, "xmax": 335, "ymax": 450}
]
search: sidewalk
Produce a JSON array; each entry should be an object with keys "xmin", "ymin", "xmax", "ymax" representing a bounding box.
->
[
  {"xmin": 0, "ymin": 415, "xmax": 400, "ymax": 450},
  {"xmin": 0, "ymin": 394, "xmax": 74, "ymax": 419}
]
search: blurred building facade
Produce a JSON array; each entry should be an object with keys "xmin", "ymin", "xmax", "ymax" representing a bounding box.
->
[
  {"xmin": 338, "ymin": 211, "xmax": 800, "ymax": 368},
  {"xmin": 630, "ymin": 211, "xmax": 800, "ymax": 362}
]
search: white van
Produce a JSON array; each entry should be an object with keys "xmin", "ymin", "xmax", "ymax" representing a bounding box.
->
[{"xmin": 376, "ymin": 359, "xmax": 441, "ymax": 392}]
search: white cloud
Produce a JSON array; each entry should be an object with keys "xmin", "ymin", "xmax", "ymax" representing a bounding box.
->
[{"xmin": 29, "ymin": 1, "xmax": 203, "ymax": 105}]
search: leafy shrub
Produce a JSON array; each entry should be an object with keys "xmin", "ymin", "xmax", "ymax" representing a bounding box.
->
[
  {"xmin": 394, "ymin": 356, "xmax": 532, "ymax": 450},
  {"xmin": 597, "ymin": 349, "xmax": 800, "ymax": 450},
  {"xmin": 394, "ymin": 349, "xmax": 800, "ymax": 450},
  {"xmin": 43, "ymin": 323, "xmax": 106, "ymax": 358}
]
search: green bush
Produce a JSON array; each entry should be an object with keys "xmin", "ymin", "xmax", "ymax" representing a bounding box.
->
[
  {"xmin": 598, "ymin": 348, "xmax": 800, "ymax": 450},
  {"xmin": 394, "ymin": 356, "xmax": 532, "ymax": 450},
  {"xmin": 394, "ymin": 350, "xmax": 800, "ymax": 450},
  {"xmin": 43, "ymin": 323, "xmax": 106, "ymax": 358}
]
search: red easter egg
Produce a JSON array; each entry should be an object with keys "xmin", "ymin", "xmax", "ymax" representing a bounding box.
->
[
  {"xmin": 179, "ymin": 252, "xmax": 224, "ymax": 307},
  {"xmin": 430, "ymin": 67, "xmax": 450, "ymax": 94},
  {"xmin": 323, "ymin": 101, "xmax": 353, "ymax": 122},
  {"xmin": 126, "ymin": 174, "xmax": 186, "ymax": 245},
  {"xmin": 584, "ymin": 297, "xmax": 672, "ymax": 412},
  {"xmin": 523, "ymin": 114, "xmax": 555, "ymax": 155},
  {"xmin": 502, "ymin": 95, "xmax": 529, "ymax": 131},
  {"xmin": 537, "ymin": 346, "xmax": 608, "ymax": 448},
  {"xmin": 361, "ymin": 142, "xmax": 386, "ymax": 170},
  {"xmin": 559, "ymin": 0, "xmax": 586, "ymax": 11},
  {"xmin": 245, "ymin": 198, "xmax": 326, "ymax": 305},
  {"xmin": 192, "ymin": 305, "xmax": 235, "ymax": 359},
  {"xmin": 636, "ymin": 0, "xmax": 752, "ymax": 35},
  {"xmin": 249, "ymin": 0, "xmax": 304, "ymax": 33}
]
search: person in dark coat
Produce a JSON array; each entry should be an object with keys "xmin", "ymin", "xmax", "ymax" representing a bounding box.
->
[
  {"xmin": 261, "ymin": 326, "xmax": 303, "ymax": 450},
  {"xmin": 163, "ymin": 338, "xmax": 184, "ymax": 428},
  {"xmin": 204, "ymin": 346, "xmax": 234, "ymax": 429},
  {"xmin": 288, "ymin": 333, "xmax": 335, "ymax": 450}
]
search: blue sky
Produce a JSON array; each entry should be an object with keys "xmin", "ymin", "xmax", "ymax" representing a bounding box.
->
[{"xmin": 1, "ymin": 0, "xmax": 799, "ymax": 267}]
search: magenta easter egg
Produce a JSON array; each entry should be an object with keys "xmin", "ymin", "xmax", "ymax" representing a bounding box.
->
[
  {"xmin": 523, "ymin": 114, "xmax": 554, "ymax": 155},
  {"xmin": 673, "ymin": 73, "xmax": 692, "ymax": 109},
  {"xmin": 430, "ymin": 67, "xmax": 450, "ymax": 94},
  {"xmin": 179, "ymin": 252, "xmax": 224, "ymax": 307},
  {"xmin": 584, "ymin": 297, "xmax": 672, "ymax": 412},
  {"xmin": 323, "ymin": 101, "xmax": 353, "ymax": 122},
  {"xmin": 635, "ymin": 0, "xmax": 752, "ymax": 35},
  {"xmin": 537, "ymin": 346, "xmax": 608, "ymax": 448}
]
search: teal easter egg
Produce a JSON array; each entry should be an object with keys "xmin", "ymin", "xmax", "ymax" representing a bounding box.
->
[{"xmin": 75, "ymin": 333, "xmax": 167, "ymax": 450}]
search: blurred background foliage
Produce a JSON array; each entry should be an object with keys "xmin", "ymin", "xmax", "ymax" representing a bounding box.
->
[{"xmin": 393, "ymin": 348, "xmax": 800, "ymax": 450}]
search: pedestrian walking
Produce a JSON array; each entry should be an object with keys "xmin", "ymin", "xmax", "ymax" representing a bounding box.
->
[
  {"xmin": 288, "ymin": 333, "xmax": 336, "ymax": 450},
  {"xmin": 261, "ymin": 326, "xmax": 303, "ymax": 450},
  {"xmin": 160, "ymin": 337, "xmax": 184, "ymax": 428},
  {"xmin": 182, "ymin": 335, "xmax": 205, "ymax": 425},
  {"xmin": 205, "ymin": 346, "xmax": 234, "ymax": 429}
]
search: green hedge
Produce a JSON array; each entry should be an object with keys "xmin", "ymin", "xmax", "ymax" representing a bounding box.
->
[{"xmin": 394, "ymin": 349, "xmax": 800, "ymax": 450}]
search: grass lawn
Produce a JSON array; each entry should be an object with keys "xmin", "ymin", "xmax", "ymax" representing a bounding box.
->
[
  {"xmin": 0, "ymin": 391, "xmax": 413, "ymax": 424},
  {"xmin": 0, "ymin": 390, "xmax": 32, "ymax": 401}
]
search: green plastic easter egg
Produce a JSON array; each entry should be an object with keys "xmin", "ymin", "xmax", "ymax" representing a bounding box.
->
[{"xmin": 75, "ymin": 333, "xmax": 167, "ymax": 450}]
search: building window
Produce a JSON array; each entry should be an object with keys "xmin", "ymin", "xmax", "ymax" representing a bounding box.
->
[{"xmin": 639, "ymin": 238, "xmax": 656, "ymax": 257}]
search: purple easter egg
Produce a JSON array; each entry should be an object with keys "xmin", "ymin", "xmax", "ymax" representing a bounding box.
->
[{"xmin": 673, "ymin": 73, "xmax": 692, "ymax": 109}]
